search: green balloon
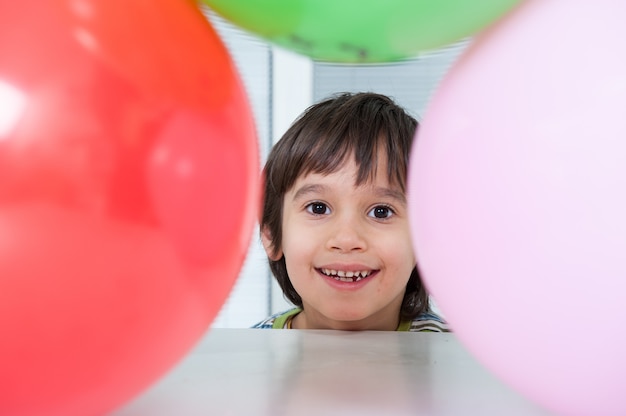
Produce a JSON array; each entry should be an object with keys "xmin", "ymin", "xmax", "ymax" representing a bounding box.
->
[{"xmin": 201, "ymin": 0, "xmax": 521, "ymax": 63}]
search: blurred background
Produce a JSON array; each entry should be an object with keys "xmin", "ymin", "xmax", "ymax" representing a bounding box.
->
[{"xmin": 203, "ymin": 7, "xmax": 469, "ymax": 328}]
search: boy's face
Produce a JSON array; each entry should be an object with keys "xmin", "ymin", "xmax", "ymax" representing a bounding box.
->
[{"xmin": 264, "ymin": 156, "xmax": 415, "ymax": 330}]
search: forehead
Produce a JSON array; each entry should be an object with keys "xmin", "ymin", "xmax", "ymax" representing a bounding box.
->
[
  {"xmin": 300, "ymin": 145, "xmax": 398, "ymax": 183},
  {"xmin": 289, "ymin": 156, "xmax": 404, "ymax": 200}
]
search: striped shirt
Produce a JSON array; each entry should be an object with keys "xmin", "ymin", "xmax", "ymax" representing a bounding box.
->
[{"xmin": 252, "ymin": 308, "xmax": 450, "ymax": 332}]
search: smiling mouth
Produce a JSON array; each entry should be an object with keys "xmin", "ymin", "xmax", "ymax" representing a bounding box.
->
[{"xmin": 319, "ymin": 268, "xmax": 374, "ymax": 282}]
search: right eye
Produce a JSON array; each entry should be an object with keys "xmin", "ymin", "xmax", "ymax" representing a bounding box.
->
[{"xmin": 306, "ymin": 202, "xmax": 330, "ymax": 215}]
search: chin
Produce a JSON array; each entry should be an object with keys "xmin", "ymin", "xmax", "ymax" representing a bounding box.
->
[{"xmin": 325, "ymin": 308, "xmax": 370, "ymax": 323}]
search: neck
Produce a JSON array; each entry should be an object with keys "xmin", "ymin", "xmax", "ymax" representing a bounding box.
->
[{"xmin": 292, "ymin": 306, "xmax": 402, "ymax": 331}]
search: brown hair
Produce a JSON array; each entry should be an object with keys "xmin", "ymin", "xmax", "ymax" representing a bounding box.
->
[{"xmin": 261, "ymin": 92, "xmax": 430, "ymax": 320}]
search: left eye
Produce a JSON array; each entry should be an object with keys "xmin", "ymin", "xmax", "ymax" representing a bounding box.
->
[
  {"xmin": 368, "ymin": 205, "xmax": 394, "ymax": 219},
  {"xmin": 306, "ymin": 202, "xmax": 330, "ymax": 215}
]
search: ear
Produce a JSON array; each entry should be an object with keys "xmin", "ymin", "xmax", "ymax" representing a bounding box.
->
[{"xmin": 261, "ymin": 226, "xmax": 283, "ymax": 261}]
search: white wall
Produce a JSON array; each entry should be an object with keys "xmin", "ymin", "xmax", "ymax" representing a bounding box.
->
[{"xmin": 207, "ymin": 10, "xmax": 314, "ymax": 327}]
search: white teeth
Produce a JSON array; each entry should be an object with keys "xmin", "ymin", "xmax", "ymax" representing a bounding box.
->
[{"xmin": 320, "ymin": 268, "xmax": 372, "ymax": 281}]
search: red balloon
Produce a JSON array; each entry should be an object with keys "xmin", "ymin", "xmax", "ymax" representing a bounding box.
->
[{"xmin": 0, "ymin": 1, "xmax": 259, "ymax": 415}]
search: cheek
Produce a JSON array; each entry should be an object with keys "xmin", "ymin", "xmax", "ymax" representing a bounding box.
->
[
  {"xmin": 280, "ymin": 212, "xmax": 318, "ymax": 258},
  {"xmin": 390, "ymin": 249, "xmax": 416, "ymax": 277},
  {"xmin": 279, "ymin": 223, "xmax": 310, "ymax": 270},
  {"xmin": 281, "ymin": 233, "xmax": 316, "ymax": 265},
  {"xmin": 380, "ymin": 231, "xmax": 416, "ymax": 276}
]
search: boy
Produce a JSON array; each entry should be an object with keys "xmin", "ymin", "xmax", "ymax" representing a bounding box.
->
[{"xmin": 254, "ymin": 92, "xmax": 447, "ymax": 331}]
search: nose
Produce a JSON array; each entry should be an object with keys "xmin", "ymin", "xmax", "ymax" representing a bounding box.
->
[{"xmin": 326, "ymin": 215, "xmax": 368, "ymax": 253}]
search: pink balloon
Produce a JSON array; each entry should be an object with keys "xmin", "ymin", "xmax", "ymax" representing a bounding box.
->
[{"xmin": 408, "ymin": 1, "xmax": 626, "ymax": 415}]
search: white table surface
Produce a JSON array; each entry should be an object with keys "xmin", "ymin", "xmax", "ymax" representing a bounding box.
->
[{"xmin": 112, "ymin": 329, "xmax": 554, "ymax": 416}]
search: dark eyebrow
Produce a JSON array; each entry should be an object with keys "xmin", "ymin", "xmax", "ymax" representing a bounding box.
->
[
  {"xmin": 291, "ymin": 184, "xmax": 327, "ymax": 201},
  {"xmin": 373, "ymin": 187, "xmax": 406, "ymax": 205},
  {"xmin": 291, "ymin": 183, "xmax": 406, "ymax": 205}
]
